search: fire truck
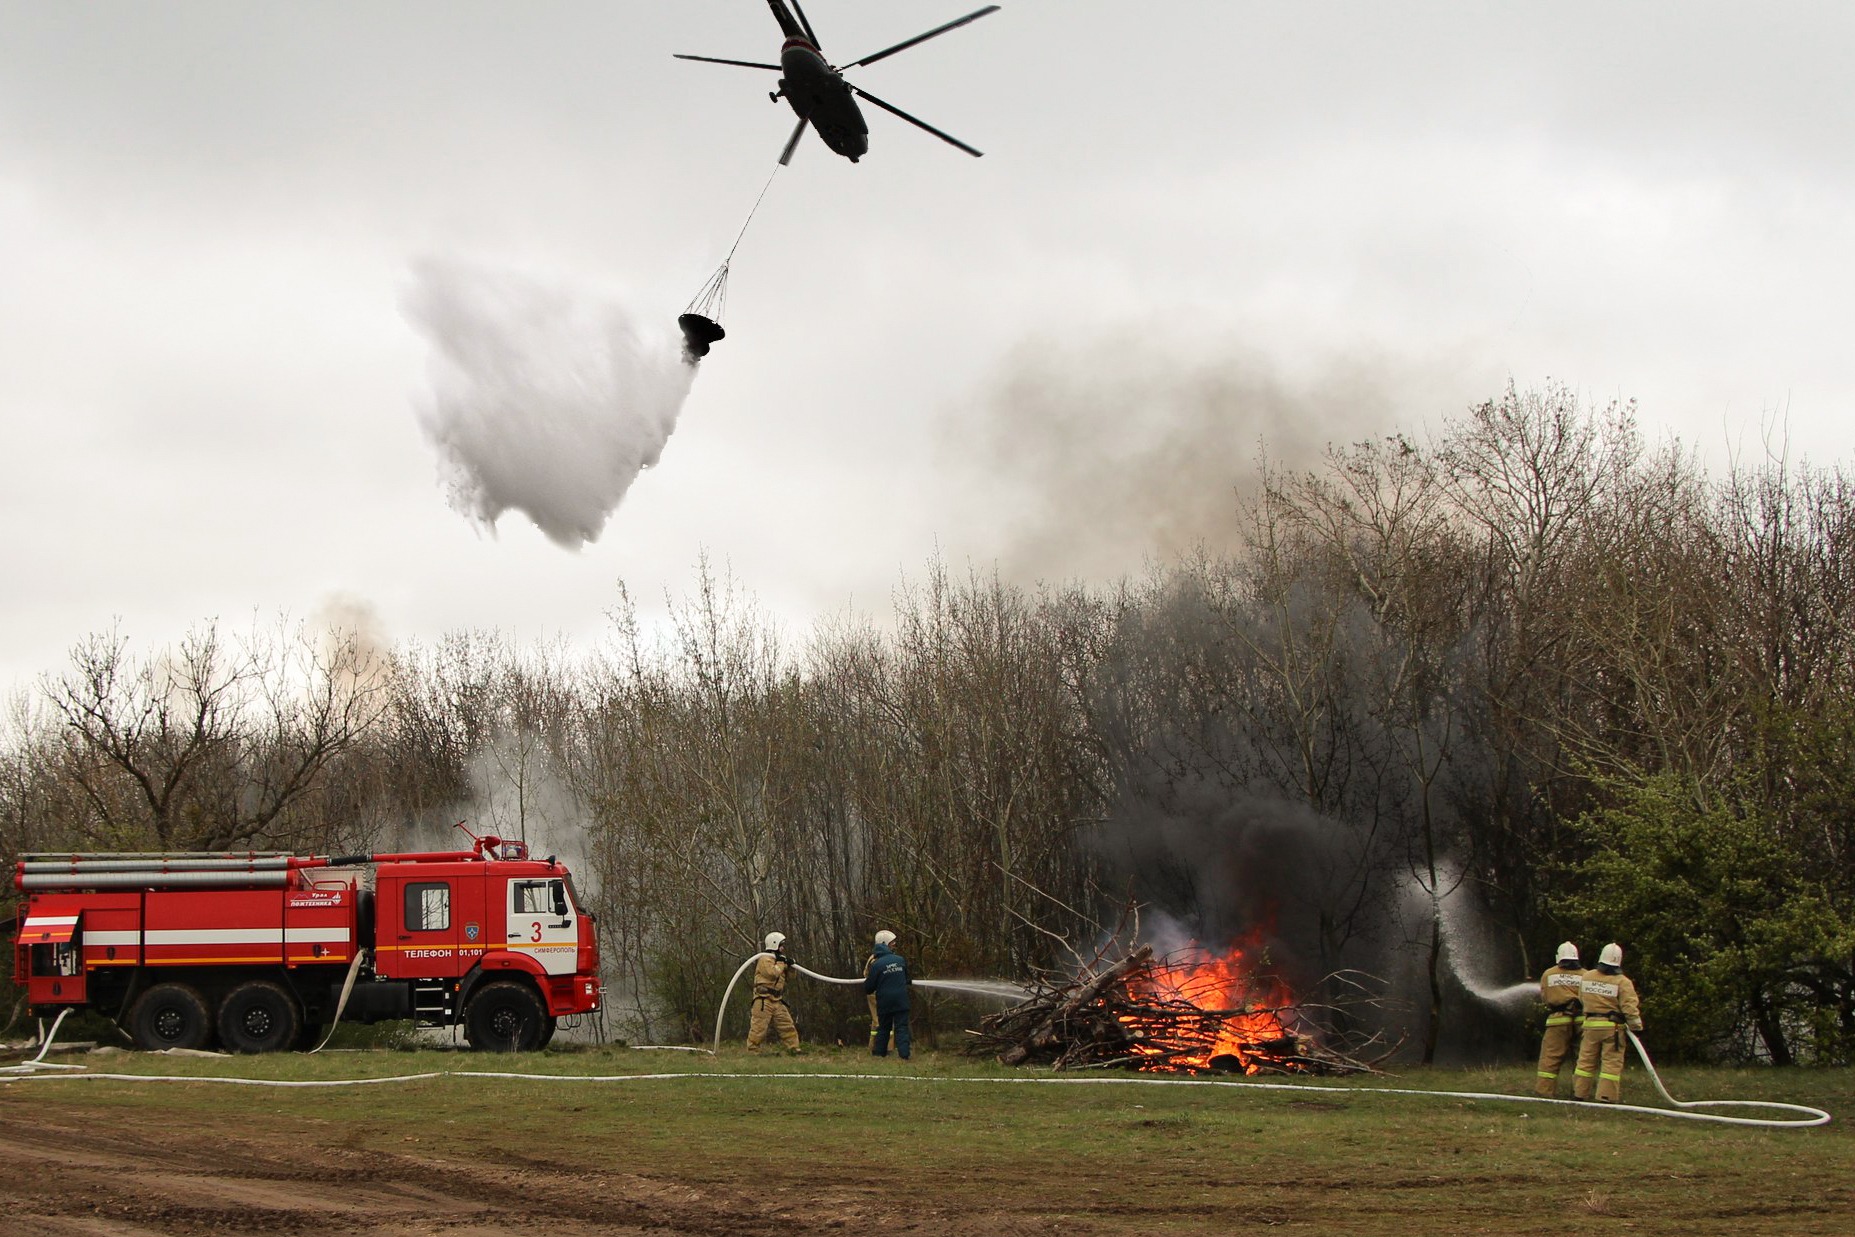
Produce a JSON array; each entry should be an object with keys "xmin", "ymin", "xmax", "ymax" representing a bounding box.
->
[{"xmin": 10, "ymin": 834, "xmax": 600, "ymax": 1053}]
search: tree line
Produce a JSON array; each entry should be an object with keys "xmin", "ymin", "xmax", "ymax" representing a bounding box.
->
[{"xmin": 4, "ymin": 385, "xmax": 1850, "ymax": 1064}]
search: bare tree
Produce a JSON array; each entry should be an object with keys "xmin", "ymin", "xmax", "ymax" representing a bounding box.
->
[{"xmin": 42, "ymin": 618, "xmax": 390, "ymax": 852}]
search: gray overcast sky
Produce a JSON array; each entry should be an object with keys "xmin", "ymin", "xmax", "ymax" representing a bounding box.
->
[{"xmin": 4, "ymin": 1, "xmax": 1853, "ymax": 693}]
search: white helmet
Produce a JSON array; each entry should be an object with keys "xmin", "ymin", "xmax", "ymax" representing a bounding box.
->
[
  {"xmin": 874, "ymin": 930, "xmax": 897, "ymax": 947},
  {"xmin": 1555, "ymin": 941, "xmax": 1580, "ymax": 965},
  {"xmin": 764, "ymin": 932, "xmax": 786, "ymax": 952},
  {"xmin": 1599, "ymin": 942, "xmax": 1623, "ymax": 968}
]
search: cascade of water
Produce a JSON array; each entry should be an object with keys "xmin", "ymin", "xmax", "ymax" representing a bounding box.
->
[
  {"xmin": 404, "ymin": 257, "xmax": 694, "ymax": 549},
  {"xmin": 1457, "ymin": 978, "xmax": 1538, "ymax": 1007},
  {"xmin": 914, "ymin": 979, "xmax": 1029, "ymax": 1000}
]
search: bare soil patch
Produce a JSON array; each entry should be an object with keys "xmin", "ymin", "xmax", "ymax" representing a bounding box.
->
[{"xmin": 0, "ymin": 1054, "xmax": 1848, "ymax": 1236}]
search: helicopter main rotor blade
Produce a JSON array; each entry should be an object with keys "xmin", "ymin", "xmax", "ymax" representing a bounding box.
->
[
  {"xmin": 778, "ymin": 115, "xmax": 809, "ymax": 166},
  {"xmin": 843, "ymin": 5, "xmax": 1001, "ymax": 70},
  {"xmin": 673, "ymin": 53, "xmax": 783, "ymax": 70},
  {"xmin": 788, "ymin": 0, "xmax": 822, "ymax": 48},
  {"xmin": 850, "ymin": 85, "xmax": 984, "ymax": 157}
]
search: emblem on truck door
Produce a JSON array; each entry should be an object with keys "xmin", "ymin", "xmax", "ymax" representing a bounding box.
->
[{"xmin": 465, "ymin": 922, "xmax": 480, "ymax": 942}]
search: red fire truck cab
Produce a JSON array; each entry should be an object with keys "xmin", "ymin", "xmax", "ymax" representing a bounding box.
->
[{"xmin": 12, "ymin": 836, "xmax": 600, "ymax": 1053}]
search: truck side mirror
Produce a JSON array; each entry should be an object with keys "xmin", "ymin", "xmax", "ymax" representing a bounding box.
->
[{"xmin": 552, "ymin": 886, "xmax": 569, "ymax": 918}]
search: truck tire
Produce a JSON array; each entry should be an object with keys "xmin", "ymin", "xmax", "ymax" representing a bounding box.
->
[
  {"xmin": 464, "ymin": 980, "xmax": 546, "ymax": 1052},
  {"xmin": 218, "ymin": 979, "xmax": 302, "ymax": 1054},
  {"xmin": 130, "ymin": 982, "xmax": 213, "ymax": 1051}
]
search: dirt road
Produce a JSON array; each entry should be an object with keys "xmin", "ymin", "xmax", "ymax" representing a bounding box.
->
[
  {"xmin": 3, "ymin": 1058, "xmax": 1847, "ymax": 1237},
  {"xmin": 0, "ymin": 1096, "xmax": 889, "ymax": 1236}
]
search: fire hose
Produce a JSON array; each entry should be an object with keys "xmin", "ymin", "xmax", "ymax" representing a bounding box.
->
[
  {"xmin": 3, "ymin": 965, "xmax": 1829, "ymax": 1127},
  {"xmin": 0, "ymin": 1008, "xmax": 82, "ymax": 1075},
  {"xmin": 709, "ymin": 952, "xmax": 1027, "ymax": 1056},
  {"xmin": 709, "ymin": 952, "xmax": 858, "ymax": 1055},
  {"xmin": 1620, "ymin": 1029, "xmax": 1826, "ymax": 1125},
  {"xmin": 307, "ymin": 948, "xmax": 371, "ymax": 1055},
  {"xmin": 0, "ymin": 1064, "xmax": 1831, "ymax": 1127}
]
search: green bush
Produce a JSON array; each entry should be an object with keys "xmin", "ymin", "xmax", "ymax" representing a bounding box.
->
[{"xmin": 1562, "ymin": 771, "xmax": 1852, "ymax": 1064}]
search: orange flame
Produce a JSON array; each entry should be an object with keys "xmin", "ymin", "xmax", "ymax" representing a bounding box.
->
[{"xmin": 1119, "ymin": 936, "xmax": 1303, "ymax": 1074}]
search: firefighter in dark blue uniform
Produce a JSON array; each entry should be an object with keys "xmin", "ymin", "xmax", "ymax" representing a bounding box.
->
[{"xmin": 862, "ymin": 930, "xmax": 912, "ymax": 1060}]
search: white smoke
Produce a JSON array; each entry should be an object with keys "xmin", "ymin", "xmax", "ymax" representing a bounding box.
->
[{"xmin": 403, "ymin": 257, "xmax": 696, "ymax": 549}]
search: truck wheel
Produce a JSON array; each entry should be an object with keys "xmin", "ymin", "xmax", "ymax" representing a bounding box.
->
[
  {"xmin": 130, "ymin": 982, "xmax": 213, "ymax": 1051},
  {"xmin": 218, "ymin": 980, "xmax": 302, "ymax": 1054},
  {"xmin": 537, "ymin": 1015, "xmax": 559, "ymax": 1049},
  {"xmin": 464, "ymin": 980, "xmax": 545, "ymax": 1052}
]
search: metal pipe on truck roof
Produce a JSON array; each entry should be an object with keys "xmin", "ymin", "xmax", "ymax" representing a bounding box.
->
[
  {"xmin": 23, "ymin": 851, "xmax": 293, "ymax": 862},
  {"xmin": 21, "ymin": 857, "xmax": 296, "ymax": 874},
  {"xmin": 18, "ymin": 870, "xmax": 294, "ymax": 890}
]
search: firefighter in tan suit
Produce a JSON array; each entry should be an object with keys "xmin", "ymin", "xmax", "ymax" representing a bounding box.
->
[
  {"xmin": 746, "ymin": 932, "xmax": 802, "ymax": 1053},
  {"xmin": 1535, "ymin": 941, "xmax": 1585, "ymax": 1096},
  {"xmin": 1573, "ymin": 942, "xmax": 1643, "ymax": 1102}
]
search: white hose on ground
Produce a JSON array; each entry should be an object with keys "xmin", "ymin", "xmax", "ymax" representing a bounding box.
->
[
  {"xmin": 0, "ymin": 1066, "xmax": 1830, "ymax": 1127},
  {"xmin": 0, "ymin": 1007, "xmax": 81, "ymax": 1074},
  {"xmin": 705, "ymin": 956, "xmax": 1826, "ymax": 1130},
  {"xmin": 12, "ymin": 961, "xmax": 1811, "ymax": 1128},
  {"xmin": 1624, "ymin": 1029, "xmax": 1826, "ymax": 1126}
]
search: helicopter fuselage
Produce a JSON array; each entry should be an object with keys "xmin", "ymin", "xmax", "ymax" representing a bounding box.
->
[
  {"xmin": 678, "ymin": 0, "xmax": 994, "ymax": 165},
  {"xmin": 777, "ymin": 38, "xmax": 869, "ymax": 162}
]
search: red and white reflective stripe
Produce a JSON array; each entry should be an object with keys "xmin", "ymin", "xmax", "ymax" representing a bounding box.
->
[
  {"xmin": 21, "ymin": 915, "xmax": 79, "ymax": 943},
  {"xmin": 147, "ymin": 929, "xmax": 352, "ymax": 944},
  {"xmin": 83, "ymin": 931, "xmax": 139, "ymax": 947},
  {"xmin": 286, "ymin": 929, "xmax": 352, "ymax": 944},
  {"xmin": 782, "ymin": 37, "xmax": 819, "ymax": 54},
  {"xmin": 82, "ymin": 929, "xmax": 351, "ymax": 946}
]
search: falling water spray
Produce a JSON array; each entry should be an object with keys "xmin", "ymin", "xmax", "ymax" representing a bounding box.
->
[
  {"xmin": 1431, "ymin": 870, "xmax": 1536, "ymax": 1009},
  {"xmin": 403, "ymin": 257, "xmax": 696, "ymax": 549}
]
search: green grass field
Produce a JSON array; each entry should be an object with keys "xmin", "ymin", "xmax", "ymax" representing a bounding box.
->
[{"xmin": 2, "ymin": 1044, "xmax": 1849, "ymax": 1235}]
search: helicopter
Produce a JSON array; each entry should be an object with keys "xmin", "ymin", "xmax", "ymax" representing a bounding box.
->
[{"xmin": 675, "ymin": 0, "xmax": 1001, "ymax": 166}]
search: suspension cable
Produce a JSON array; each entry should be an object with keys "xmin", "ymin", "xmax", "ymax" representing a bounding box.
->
[{"xmin": 727, "ymin": 163, "xmax": 781, "ymax": 264}]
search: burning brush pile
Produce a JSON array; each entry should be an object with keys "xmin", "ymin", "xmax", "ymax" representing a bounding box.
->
[{"xmin": 968, "ymin": 941, "xmax": 1393, "ymax": 1075}]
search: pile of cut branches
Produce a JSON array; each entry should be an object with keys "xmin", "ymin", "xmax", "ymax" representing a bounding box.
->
[{"xmin": 966, "ymin": 943, "xmax": 1396, "ymax": 1075}]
